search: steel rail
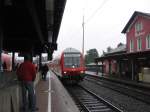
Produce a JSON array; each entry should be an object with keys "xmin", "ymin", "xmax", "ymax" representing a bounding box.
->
[
  {"xmin": 67, "ymin": 85, "xmax": 123, "ymax": 112},
  {"xmin": 85, "ymin": 75, "xmax": 150, "ymax": 105}
]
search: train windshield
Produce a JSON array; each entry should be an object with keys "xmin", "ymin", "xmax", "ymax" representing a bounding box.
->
[{"xmin": 64, "ymin": 53, "xmax": 81, "ymax": 68}]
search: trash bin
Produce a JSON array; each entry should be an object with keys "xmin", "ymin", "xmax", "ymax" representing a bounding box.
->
[
  {"xmin": 138, "ymin": 73, "xmax": 143, "ymax": 82},
  {"xmin": 142, "ymin": 67, "xmax": 150, "ymax": 83}
]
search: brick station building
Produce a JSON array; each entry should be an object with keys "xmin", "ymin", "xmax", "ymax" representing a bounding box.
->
[{"xmin": 96, "ymin": 11, "xmax": 150, "ymax": 82}]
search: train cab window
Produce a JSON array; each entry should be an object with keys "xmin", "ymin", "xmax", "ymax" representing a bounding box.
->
[{"xmin": 64, "ymin": 53, "xmax": 80, "ymax": 68}]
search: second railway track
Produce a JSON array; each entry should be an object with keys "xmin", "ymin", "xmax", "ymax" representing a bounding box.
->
[
  {"xmin": 84, "ymin": 75, "xmax": 150, "ymax": 104},
  {"xmin": 66, "ymin": 85, "xmax": 122, "ymax": 112}
]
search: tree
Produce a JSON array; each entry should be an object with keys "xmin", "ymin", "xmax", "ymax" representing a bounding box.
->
[{"xmin": 85, "ymin": 48, "xmax": 99, "ymax": 64}]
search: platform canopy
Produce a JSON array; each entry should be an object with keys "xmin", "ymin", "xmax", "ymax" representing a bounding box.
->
[{"xmin": 0, "ymin": 0, "xmax": 66, "ymax": 56}]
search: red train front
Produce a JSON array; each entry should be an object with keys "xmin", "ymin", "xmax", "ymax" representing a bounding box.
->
[{"xmin": 51, "ymin": 48, "xmax": 86, "ymax": 82}]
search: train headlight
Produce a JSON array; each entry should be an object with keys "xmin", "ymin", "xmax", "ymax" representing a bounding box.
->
[
  {"xmin": 64, "ymin": 71, "xmax": 67, "ymax": 74},
  {"xmin": 80, "ymin": 71, "xmax": 84, "ymax": 73}
]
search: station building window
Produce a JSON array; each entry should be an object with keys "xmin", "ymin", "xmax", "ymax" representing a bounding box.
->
[
  {"xmin": 130, "ymin": 39, "xmax": 134, "ymax": 52},
  {"xmin": 146, "ymin": 34, "xmax": 150, "ymax": 49},
  {"xmin": 137, "ymin": 37, "xmax": 142, "ymax": 51},
  {"xmin": 135, "ymin": 22, "xmax": 143, "ymax": 32}
]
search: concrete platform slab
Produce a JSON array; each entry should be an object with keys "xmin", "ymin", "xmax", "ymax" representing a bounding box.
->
[
  {"xmin": 36, "ymin": 70, "xmax": 79, "ymax": 112},
  {"xmin": 50, "ymin": 71, "xmax": 80, "ymax": 112}
]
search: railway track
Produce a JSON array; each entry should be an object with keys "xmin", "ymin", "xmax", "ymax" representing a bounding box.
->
[
  {"xmin": 85, "ymin": 75, "xmax": 150, "ymax": 104},
  {"xmin": 66, "ymin": 85, "xmax": 122, "ymax": 112}
]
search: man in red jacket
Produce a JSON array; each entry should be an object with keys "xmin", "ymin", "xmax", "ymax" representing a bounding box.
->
[{"xmin": 17, "ymin": 54, "xmax": 38, "ymax": 112}]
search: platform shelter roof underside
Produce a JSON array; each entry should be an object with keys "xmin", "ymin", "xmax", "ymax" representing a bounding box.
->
[{"xmin": 1, "ymin": 0, "xmax": 66, "ymax": 56}]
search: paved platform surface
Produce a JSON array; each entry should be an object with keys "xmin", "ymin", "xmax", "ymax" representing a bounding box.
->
[
  {"xmin": 50, "ymin": 70, "xmax": 79, "ymax": 112},
  {"xmin": 36, "ymin": 70, "xmax": 79, "ymax": 112},
  {"xmin": 36, "ymin": 78, "xmax": 49, "ymax": 112}
]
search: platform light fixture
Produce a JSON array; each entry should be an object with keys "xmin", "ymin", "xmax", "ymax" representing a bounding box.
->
[{"xmin": 4, "ymin": 0, "xmax": 13, "ymax": 6}]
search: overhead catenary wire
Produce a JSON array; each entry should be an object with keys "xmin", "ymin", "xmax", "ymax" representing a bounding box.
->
[
  {"xmin": 58, "ymin": 0, "xmax": 110, "ymax": 54},
  {"xmin": 68, "ymin": 0, "xmax": 110, "ymax": 38},
  {"xmin": 85, "ymin": 0, "xmax": 110, "ymax": 25},
  {"xmin": 67, "ymin": 0, "xmax": 110, "ymax": 37},
  {"xmin": 81, "ymin": 0, "xmax": 110, "ymax": 54}
]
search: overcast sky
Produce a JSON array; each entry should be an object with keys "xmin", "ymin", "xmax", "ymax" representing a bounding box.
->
[{"xmin": 54, "ymin": 0, "xmax": 150, "ymax": 57}]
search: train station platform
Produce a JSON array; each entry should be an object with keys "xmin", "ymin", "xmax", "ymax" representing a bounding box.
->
[
  {"xmin": 36, "ymin": 70, "xmax": 79, "ymax": 112},
  {"xmin": 85, "ymin": 71, "xmax": 150, "ymax": 90},
  {"xmin": 0, "ymin": 70, "xmax": 79, "ymax": 112}
]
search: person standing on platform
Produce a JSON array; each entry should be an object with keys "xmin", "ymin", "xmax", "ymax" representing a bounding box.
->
[
  {"xmin": 16, "ymin": 54, "xmax": 38, "ymax": 112},
  {"xmin": 41, "ymin": 64, "xmax": 49, "ymax": 81}
]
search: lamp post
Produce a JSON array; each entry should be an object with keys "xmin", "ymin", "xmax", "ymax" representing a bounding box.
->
[
  {"xmin": 82, "ymin": 15, "xmax": 85, "ymax": 56},
  {"xmin": 0, "ymin": 25, "xmax": 3, "ymax": 72}
]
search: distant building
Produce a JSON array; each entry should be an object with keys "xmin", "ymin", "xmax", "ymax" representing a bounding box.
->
[
  {"xmin": 96, "ymin": 11, "xmax": 150, "ymax": 82},
  {"xmin": 1, "ymin": 53, "xmax": 12, "ymax": 71},
  {"xmin": 97, "ymin": 43, "xmax": 126, "ymax": 75},
  {"xmin": 122, "ymin": 11, "xmax": 150, "ymax": 52}
]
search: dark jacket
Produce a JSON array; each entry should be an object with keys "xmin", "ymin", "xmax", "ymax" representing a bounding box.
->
[{"xmin": 41, "ymin": 64, "xmax": 49, "ymax": 73}]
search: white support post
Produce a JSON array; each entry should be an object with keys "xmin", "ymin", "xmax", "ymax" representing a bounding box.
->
[{"xmin": 0, "ymin": 26, "xmax": 3, "ymax": 73}]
